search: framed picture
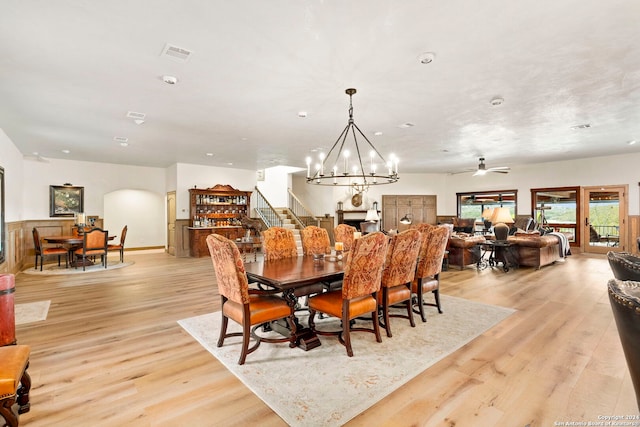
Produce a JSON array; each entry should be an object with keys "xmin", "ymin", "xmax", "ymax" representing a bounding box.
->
[
  {"xmin": 0, "ymin": 166, "xmax": 5, "ymax": 264},
  {"xmin": 49, "ymin": 185, "xmax": 84, "ymax": 217}
]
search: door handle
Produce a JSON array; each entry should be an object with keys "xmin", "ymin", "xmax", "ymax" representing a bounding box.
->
[{"xmin": 585, "ymin": 218, "xmax": 589, "ymax": 226}]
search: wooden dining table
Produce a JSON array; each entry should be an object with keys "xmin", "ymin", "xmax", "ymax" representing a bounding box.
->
[
  {"xmin": 44, "ymin": 235, "xmax": 115, "ymax": 267},
  {"xmin": 244, "ymin": 255, "xmax": 345, "ymax": 350}
]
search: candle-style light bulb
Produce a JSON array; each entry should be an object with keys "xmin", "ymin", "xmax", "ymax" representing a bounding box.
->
[
  {"xmin": 319, "ymin": 152, "xmax": 325, "ymax": 175},
  {"xmin": 369, "ymin": 150, "xmax": 375, "ymax": 174},
  {"xmin": 343, "ymin": 150, "xmax": 350, "ymax": 175},
  {"xmin": 305, "ymin": 156, "xmax": 311, "ymax": 178},
  {"xmin": 333, "ymin": 166, "xmax": 338, "ymax": 184}
]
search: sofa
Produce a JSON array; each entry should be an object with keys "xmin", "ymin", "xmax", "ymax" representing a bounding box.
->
[
  {"xmin": 447, "ymin": 233, "xmax": 486, "ymax": 270},
  {"xmin": 508, "ymin": 232, "xmax": 563, "ymax": 269}
]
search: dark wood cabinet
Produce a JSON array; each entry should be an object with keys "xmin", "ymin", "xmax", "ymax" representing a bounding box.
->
[{"xmin": 188, "ymin": 184, "xmax": 252, "ymax": 257}]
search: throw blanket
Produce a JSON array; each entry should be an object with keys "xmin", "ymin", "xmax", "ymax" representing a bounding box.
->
[{"xmin": 549, "ymin": 232, "xmax": 571, "ymax": 257}]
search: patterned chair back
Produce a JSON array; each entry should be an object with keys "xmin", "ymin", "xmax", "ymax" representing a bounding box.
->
[
  {"xmin": 206, "ymin": 233, "xmax": 250, "ymax": 305},
  {"xmin": 415, "ymin": 226, "xmax": 449, "ymax": 280},
  {"xmin": 334, "ymin": 224, "xmax": 356, "ymax": 251},
  {"xmin": 300, "ymin": 226, "xmax": 331, "ymax": 256},
  {"xmin": 262, "ymin": 226, "xmax": 298, "ymax": 261},
  {"xmin": 382, "ymin": 229, "xmax": 422, "ymax": 288},
  {"xmin": 342, "ymin": 231, "xmax": 388, "ymax": 299}
]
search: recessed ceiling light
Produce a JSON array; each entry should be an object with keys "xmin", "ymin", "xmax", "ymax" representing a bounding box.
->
[
  {"xmin": 490, "ymin": 97, "xmax": 504, "ymax": 106},
  {"xmin": 61, "ymin": 149, "xmax": 70, "ymax": 154},
  {"xmin": 571, "ymin": 123, "xmax": 591, "ymax": 130},
  {"xmin": 206, "ymin": 152, "xmax": 214, "ymax": 156},
  {"xmin": 227, "ymin": 162, "xmax": 233, "ymax": 166},
  {"xmin": 162, "ymin": 75, "xmax": 178, "ymax": 85},
  {"xmin": 120, "ymin": 142, "xmax": 129, "ymax": 147},
  {"xmin": 374, "ymin": 131, "xmax": 383, "ymax": 136},
  {"xmin": 417, "ymin": 52, "xmax": 436, "ymax": 64},
  {"xmin": 298, "ymin": 111, "xmax": 308, "ymax": 118},
  {"xmin": 628, "ymin": 140, "xmax": 637, "ymax": 145}
]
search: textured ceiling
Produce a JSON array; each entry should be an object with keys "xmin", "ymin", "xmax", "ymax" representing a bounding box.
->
[{"xmin": 1, "ymin": 0, "xmax": 639, "ymax": 174}]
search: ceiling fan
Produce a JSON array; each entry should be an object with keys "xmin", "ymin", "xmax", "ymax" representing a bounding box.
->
[
  {"xmin": 470, "ymin": 157, "xmax": 510, "ymax": 176},
  {"xmin": 23, "ymin": 152, "xmax": 50, "ymax": 163}
]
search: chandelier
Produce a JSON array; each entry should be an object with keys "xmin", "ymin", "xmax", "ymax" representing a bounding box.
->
[{"xmin": 305, "ymin": 88, "xmax": 399, "ymax": 192}]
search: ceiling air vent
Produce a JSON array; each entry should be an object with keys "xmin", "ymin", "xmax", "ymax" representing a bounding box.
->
[
  {"xmin": 126, "ymin": 111, "xmax": 146, "ymax": 120},
  {"xmin": 113, "ymin": 136, "xmax": 129, "ymax": 143},
  {"xmin": 160, "ymin": 43, "xmax": 193, "ymax": 62},
  {"xmin": 398, "ymin": 122, "xmax": 415, "ymax": 128}
]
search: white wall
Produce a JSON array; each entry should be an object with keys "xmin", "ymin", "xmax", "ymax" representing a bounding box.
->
[
  {"xmin": 0, "ymin": 129, "xmax": 25, "ymax": 221},
  {"xmin": 104, "ymin": 189, "xmax": 164, "ymax": 248}
]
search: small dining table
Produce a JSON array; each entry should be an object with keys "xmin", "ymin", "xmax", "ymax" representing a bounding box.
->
[
  {"xmin": 44, "ymin": 235, "xmax": 116, "ymax": 267},
  {"xmin": 244, "ymin": 256, "xmax": 345, "ymax": 350}
]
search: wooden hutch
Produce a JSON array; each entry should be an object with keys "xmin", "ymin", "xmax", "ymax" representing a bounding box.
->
[{"xmin": 188, "ymin": 184, "xmax": 252, "ymax": 257}]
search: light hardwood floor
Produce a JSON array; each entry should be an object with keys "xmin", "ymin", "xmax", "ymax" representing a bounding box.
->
[{"xmin": 12, "ymin": 250, "xmax": 639, "ymax": 426}]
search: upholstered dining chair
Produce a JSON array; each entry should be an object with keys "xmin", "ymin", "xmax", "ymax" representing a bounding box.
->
[
  {"xmin": 263, "ymin": 226, "xmax": 323, "ymax": 299},
  {"xmin": 308, "ymin": 231, "xmax": 388, "ymax": 357},
  {"xmin": 262, "ymin": 226, "xmax": 299, "ymax": 261},
  {"xmin": 32, "ymin": 228, "xmax": 68, "ymax": 270},
  {"xmin": 74, "ymin": 228, "xmax": 109, "ymax": 271},
  {"xmin": 379, "ymin": 228, "xmax": 422, "ymax": 337},
  {"xmin": 206, "ymin": 233, "xmax": 295, "ymax": 365},
  {"xmin": 333, "ymin": 223, "xmax": 357, "ymax": 252},
  {"xmin": 412, "ymin": 225, "xmax": 449, "ymax": 322},
  {"xmin": 300, "ymin": 225, "xmax": 331, "ymax": 256},
  {"xmin": 107, "ymin": 225, "xmax": 128, "ymax": 263}
]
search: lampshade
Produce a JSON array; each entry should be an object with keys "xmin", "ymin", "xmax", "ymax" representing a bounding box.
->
[
  {"xmin": 482, "ymin": 208, "xmax": 494, "ymax": 220},
  {"xmin": 490, "ymin": 207, "xmax": 513, "ymax": 224},
  {"xmin": 365, "ymin": 208, "xmax": 379, "ymax": 222},
  {"xmin": 399, "ymin": 213, "xmax": 412, "ymax": 225}
]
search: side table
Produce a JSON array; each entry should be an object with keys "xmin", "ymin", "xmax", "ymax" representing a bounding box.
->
[{"xmin": 477, "ymin": 240, "xmax": 518, "ymax": 272}]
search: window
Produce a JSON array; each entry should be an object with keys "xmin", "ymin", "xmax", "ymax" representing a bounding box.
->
[{"xmin": 456, "ymin": 190, "xmax": 517, "ymax": 222}]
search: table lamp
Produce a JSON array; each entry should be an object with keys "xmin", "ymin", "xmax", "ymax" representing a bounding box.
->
[{"xmin": 491, "ymin": 207, "xmax": 513, "ymax": 241}]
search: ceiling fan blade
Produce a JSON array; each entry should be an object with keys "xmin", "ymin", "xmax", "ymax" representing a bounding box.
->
[
  {"xmin": 489, "ymin": 170, "xmax": 509, "ymax": 174},
  {"xmin": 487, "ymin": 166, "xmax": 510, "ymax": 171}
]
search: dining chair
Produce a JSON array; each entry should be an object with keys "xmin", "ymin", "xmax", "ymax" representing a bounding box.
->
[
  {"xmin": 412, "ymin": 226, "xmax": 449, "ymax": 322},
  {"xmin": 333, "ymin": 224, "xmax": 357, "ymax": 252},
  {"xmin": 378, "ymin": 229, "xmax": 422, "ymax": 337},
  {"xmin": 32, "ymin": 228, "xmax": 68, "ymax": 270},
  {"xmin": 262, "ymin": 227, "xmax": 299, "ymax": 261},
  {"xmin": 108, "ymin": 225, "xmax": 128, "ymax": 262},
  {"xmin": 74, "ymin": 228, "xmax": 109, "ymax": 271},
  {"xmin": 262, "ymin": 226, "xmax": 323, "ymax": 299},
  {"xmin": 308, "ymin": 231, "xmax": 388, "ymax": 357},
  {"xmin": 206, "ymin": 233, "xmax": 295, "ymax": 365},
  {"xmin": 300, "ymin": 225, "xmax": 331, "ymax": 257}
]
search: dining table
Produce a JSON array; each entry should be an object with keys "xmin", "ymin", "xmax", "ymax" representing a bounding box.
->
[
  {"xmin": 43, "ymin": 234, "xmax": 116, "ymax": 267},
  {"xmin": 244, "ymin": 255, "xmax": 345, "ymax": 350}
]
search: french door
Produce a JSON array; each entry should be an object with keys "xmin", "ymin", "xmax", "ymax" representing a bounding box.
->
[{"xmin": 582, "ymin": 185, "xmax": 627, "ymax": 254}]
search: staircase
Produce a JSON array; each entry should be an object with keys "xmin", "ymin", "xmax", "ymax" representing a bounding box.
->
[{"xmin": 274, "ymin": 208, "xmax": 303, "ymax": 256}]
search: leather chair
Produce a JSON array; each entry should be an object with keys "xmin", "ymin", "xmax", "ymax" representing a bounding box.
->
[
  {"xmin": 607, "ymin": 278, "xmax": 640, "ymax": 411},
  {"xmin": 300, "ymin": 226, "xmax": 331, "ymax": 257},
  {"xmin": 206, "ymin": 233, "xmax": 295, "ymax": 365},
  {"xmin": 107, "ymin": 225, "xmax": 127, "ymax": 263},
  {"xmin": 32, "ymin": 228, "xmax": 68, "ymax": 271},
  {"xmin": 412, "ymin": 226, "xmax": 449, "ymax": 322},
  {"xmin": 73, "ymin": 228, "xmax": 108, "ymax": 270},
  {"xmin": 378, "ymin": 229, "xmax": 422, "ymax": 337},
  {"xmin": 308, "ymin": 232, "xmax": 389, "ymax": 357},
  {"xmin": 263, "ymin": 226, "xmax": 323, "ymax": 299},
  {"xmin": 262, "ymin": 227, "xmax": 299, "ymax": 261},
  {"xmin": 0, "ymin": 345, "xmax": 31, "ymax": 427},
  {"xmin": 453, "ymin": 217, "xmax": 475, "ymax": 233},
  {"xmin": 333, "ymin": 224, "xmax": 357, "ymax": 252},
  {"xmin": 608, "ymin": 251, "xmax": 640, "ymax": 281}
]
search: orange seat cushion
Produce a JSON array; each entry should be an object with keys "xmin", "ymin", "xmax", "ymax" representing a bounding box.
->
[
  {"xmin": 223, "ymin": 294, "xmax": 291, "ymax": 326},
  {"xmin": 0, "ymin": 345, "xmax": 30, "ymax": 398},
  {"xmin": 309, "ymin": 290, "xmax": 377, "ymax": 319}
]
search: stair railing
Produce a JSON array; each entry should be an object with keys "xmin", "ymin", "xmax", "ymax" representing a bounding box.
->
[
  {"xmin": 288, "ymin": 188, "xmax": 319, "ymax": 229},
  {"xmin": 253, "ymin": 186, "xmax": 283, "ymax": 228}
]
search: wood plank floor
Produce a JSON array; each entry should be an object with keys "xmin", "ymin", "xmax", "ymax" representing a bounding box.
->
[{"xmin": 12, "ymin": 250, "xmax": 639, "ymax": 426}]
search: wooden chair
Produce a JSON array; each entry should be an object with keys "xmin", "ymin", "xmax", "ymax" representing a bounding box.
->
[
  {"xmin": 32, "ymin": 228, "xmax": 68, "ymax": 271},
  {"xmin": 412, "ymin": 226, "xmax": 449, "ymax": 322},
  {"xmin": 206, "ymin": 233, "xmax": 295, "ymax": 365},
  {"xmin": 300, "ymin": 226, "xmax": 331, "ymax": 256},
  {"xmin": 107, "ymin": 225, "xmax": 128, "ymax": 262},
  {"xmin": 0, "ymin": 345, "xmax": 31, "ymax": 427},
  {"xmin": 262, "ymin": 227, "xmax": 299, "ymax": 261},
  {"xmin": 74, "ymin": 228, "xmax": 108, "ymax": 271},
  {"xmin": 378, "ymin": 229, "xmax": 422, "ymax": 337},
  {"xmin": 333, "ymin": 224, "xmax": 357, "ymax": 252},
  {"xmin": 308, "ymin": 232, "xmax": 388, "ymax": 357}
]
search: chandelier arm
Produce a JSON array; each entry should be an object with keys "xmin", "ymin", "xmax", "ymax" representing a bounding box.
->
[
  {"xmin": 350, "ymin": 122, "xmax": 389, "ymax": 166},
  {"xmin": 311, "ymin": 123, "xmax": 350, "ymax": 180},
  {"xmin": 347, "ymin": 125, "xmax": 369, "ymax": 186}
]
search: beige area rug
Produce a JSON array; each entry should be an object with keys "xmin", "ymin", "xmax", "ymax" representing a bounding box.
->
[
  {"xmin": 178, "ymin": 295, "xmax": 515, "ymax": 426},
  {"xmin": 15, "ymin": 300, "xmax": 50, "ymax": 325},
  {"xmin": 21, "ymin": 261, "xmax": 134, "ymax": 276}
]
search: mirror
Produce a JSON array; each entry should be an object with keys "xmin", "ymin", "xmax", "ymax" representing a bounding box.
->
[{"xmin": 0, "ymin": 166, "xmax": 4, "ymax": 265}]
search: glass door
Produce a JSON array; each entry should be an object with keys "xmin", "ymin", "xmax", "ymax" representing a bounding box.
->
[{"xmin": 583, "ymin": 186, "xmax": 627, "ymax": 254}]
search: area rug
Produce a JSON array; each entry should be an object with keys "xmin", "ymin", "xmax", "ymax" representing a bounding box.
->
[
  {"xmin": 21, "ymin": 261, "xmax": 134, "ymax": 276},
  {"xmin": 178, "ymin": 295, "xmax": 515, "ymax": 426},
  {"xmin": 15, "ymin": 300, "xmax": 50, "ymax": 325}
]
